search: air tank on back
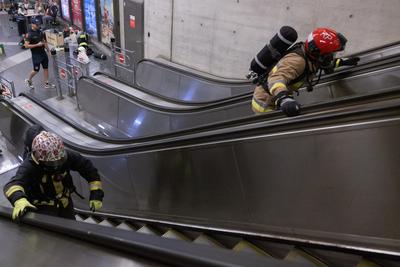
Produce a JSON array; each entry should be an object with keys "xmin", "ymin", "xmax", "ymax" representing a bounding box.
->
[{"xmin": 247, "ymin": 26, "xmax": 298, "ymax": 83}]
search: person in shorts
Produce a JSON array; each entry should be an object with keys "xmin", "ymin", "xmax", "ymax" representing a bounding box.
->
[{"xmin": 24, "ymin": 18, "xmax": 55, "ymax": 89}]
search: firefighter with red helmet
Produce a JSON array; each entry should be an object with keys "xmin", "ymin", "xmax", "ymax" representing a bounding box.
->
[
  {"xmin": 4, "ymin": 131, "xmax": 104, "ymax": 220},
  {"xmin": 252, "ymin": 28, "xmax": 360, "ymax": 117}
]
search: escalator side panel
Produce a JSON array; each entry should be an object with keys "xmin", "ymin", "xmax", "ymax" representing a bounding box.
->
[{"xmin": 69, "ymin": 115, "xmax": 400, "ymax": 240}]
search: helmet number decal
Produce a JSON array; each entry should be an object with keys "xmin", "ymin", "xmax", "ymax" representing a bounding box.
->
[{"xmin": 321, "ymin": 31, "xmax": 333, "ymax": 40}]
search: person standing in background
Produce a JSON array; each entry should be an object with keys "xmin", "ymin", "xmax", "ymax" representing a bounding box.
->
[{"xmin": 24, "ymin": 18, "xmax": 55, "ymax": 89}]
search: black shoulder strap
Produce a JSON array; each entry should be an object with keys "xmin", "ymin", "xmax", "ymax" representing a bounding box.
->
[{"xmin": 285, "ymin": 42, "xmax": 308, "ymax": 86}]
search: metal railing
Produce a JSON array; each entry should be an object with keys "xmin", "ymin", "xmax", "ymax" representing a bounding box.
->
[
  {"xmin": 50, "ymin": 48, "xmax": 84, "ymax": 110},
  {"xmin": 110, "ymin": 38, "xmax": 136, "ymax": 85}
]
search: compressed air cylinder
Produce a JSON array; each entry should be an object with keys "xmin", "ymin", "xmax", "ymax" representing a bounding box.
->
[{"xmin": 249, "ymin": 26, "xmax": 298, "ymax": 75}]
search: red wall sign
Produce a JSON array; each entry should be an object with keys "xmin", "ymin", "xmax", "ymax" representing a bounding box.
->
[
  {"xmin": 118, "ymin": 54, "xmax": 125, "ymax": 64},
  {"xmin": 59, "ymin": 68, "xmax": 67, "ymax": 80},
  {"xmin": 129, "ymin": 15, "xmax": 136, "ymax": 29}
]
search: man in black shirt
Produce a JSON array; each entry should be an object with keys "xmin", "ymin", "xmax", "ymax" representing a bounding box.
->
[{"xmin": 24, "ymin": 18, "xmax": 55, "ymax": 89}]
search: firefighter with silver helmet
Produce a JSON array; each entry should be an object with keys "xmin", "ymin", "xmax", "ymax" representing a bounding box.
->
[
  {"xmin": 251, "ymin": 27, "xmax": 360, "ymax": 117},
  {"xmin": 4, "ymin": 131, "xmax": 104, "ymax": 220}
]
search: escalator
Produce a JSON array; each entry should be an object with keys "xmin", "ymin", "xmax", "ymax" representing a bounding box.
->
[
  {"xmin": 132, "ymin": 42, "xmax": 400, "ymax": 103},
  {"xmin": 0, "ymin": 207, "xmax": 286, "ymax": 267},
  {"xmin": 1, "ymin": 95, "xmax": 400, "ymax": 265},
  {"xmin": 34, "ymin": 55, "xmax": 400, "ymax": 140},
  {"xmin": 55, "ymin": 43, "xmax": 400, "ymax": 139}
]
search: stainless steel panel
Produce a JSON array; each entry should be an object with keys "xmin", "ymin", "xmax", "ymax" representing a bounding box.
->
[
  {"xmin": 178, "ymin": 76, "xmax": 231, "ymax": 101},
  {"xmin": 296, "ymin": 66, "xmax": 400, "ymax": 104},
  {"xmin": 117, "ymin": 96, "xmax": 172, "ymax": 137},
  {"xmin": 135, "ymin": 60, "xmax": 253, "ymax": 102},
  {"xmin": 124, "ymin": 0, "xmax": 144, "ymax": 63},
  {"xmin": 78, "ymin": 79, "xmax": 120, "ymax": 129},
  {"xmin": 79, "ymin": 77, "xmax": 252, "ymax": 138},
  {"xmin": 71, "ymin": 115, "xmax": 400, "ymax": 240}
]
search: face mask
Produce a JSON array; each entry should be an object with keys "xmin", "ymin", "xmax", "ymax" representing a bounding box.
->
[{"xmin": 318, "ymin": 53, "xmax": 334, "ymax": 69}]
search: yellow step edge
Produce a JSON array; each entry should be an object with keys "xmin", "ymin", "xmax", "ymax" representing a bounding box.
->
[
  {"xmin": 193, "ymin": 234, "xmax": 224, "ymax": 248},
  {"xmin": 285, "ymin": 248, "xmax": 328, "ymax": 267},
  {"xmin": 232, "ymin": 240, "xmax": 272, "ymax": 257},
  {"xmin": 161, "ymin": 229, "xmax": 190, "ymax": 241}
]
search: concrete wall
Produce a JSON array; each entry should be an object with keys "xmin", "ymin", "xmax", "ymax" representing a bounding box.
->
[{"xmin": 144, "ymin": 0, "xmax": 400, "ymax": 79}]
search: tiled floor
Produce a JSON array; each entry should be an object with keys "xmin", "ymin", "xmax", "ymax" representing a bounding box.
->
[
  {"xmin": 0, "ymin": 12, "xmax": 123, "ymax": 138},
  {"xmin": 0, "ymin": 12, "xmax": 113, "ymax": 100}
]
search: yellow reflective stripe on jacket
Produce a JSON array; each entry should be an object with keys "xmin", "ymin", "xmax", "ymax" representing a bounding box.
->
[
  {"xmin": 271, "ymin": 66, "xmax": 278, "ymax": 74},
  {"xmin": 335, "ymin": 59, "xmax": 341, "ymax": 68},
  {"xmin": 252, "ymin": 99, "xmax": 273, "ymax": 113},
  {"xmin": 5, "ymin": 185, "xmax": 25, "ymax": 198},
  {"xmin": 89, "ymin": 181, "xmax": 102, "ymax": 191},
  {"xmin": 269, "ymin": 82, "xmax": 287, "ymax": 94}
]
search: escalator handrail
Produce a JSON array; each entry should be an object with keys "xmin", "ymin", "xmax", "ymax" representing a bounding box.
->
[
  {"xmin": 74, "ymin": 208, "xmax": 400, "ymax": 260},
  {"xmin": 6, "ymin": 87, "xmax": 400, "ymax": 156},
  {"xmin": 0, "ymin": 206, "xmax": 290, "ymax": 267},
  {"xmin": 99, "ymin": 51, "xmax": 400, "ymax": 107},
  {"xmin": 17, "ymin": 84, "xmax": 400, "ymax": 147}
]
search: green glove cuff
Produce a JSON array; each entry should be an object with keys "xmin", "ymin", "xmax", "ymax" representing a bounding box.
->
[
  {"xmin": 12, "ymin": 198, "xmax": 37, "ymax": 220},
  {"xmin": 89, "ymin": 200, "xmax": 102, "ymax": 212}
]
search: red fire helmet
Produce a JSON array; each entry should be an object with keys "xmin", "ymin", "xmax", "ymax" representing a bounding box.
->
[{"xmin": 305, "ymin": 28, "xmax": 347, "ymax": 56}]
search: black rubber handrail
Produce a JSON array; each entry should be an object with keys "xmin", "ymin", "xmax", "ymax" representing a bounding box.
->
[
  {"xmin": 0, "ymin": 207, "xmax": 295, "ymax": 267},
  {"xmin": 137, "ymin": 58, "xmax": 251, "ymax": 85},
  {"xmin": 6, "ymin": 87, "xmax": 400, "ymax": 156},
  {"xmin": 75, "ymin": 208, "xmax": 400, "ymax": 260},
  {"xmin": 137, "ymin": 41, "xmax": 400, "ymax": 86},
  {"xmin": 97, "ymin": 51, "xmax": 400, "ymax": 108},
  {"xmin": 17, "ymin": 83, "xmax": 400, "ymax": 147}
]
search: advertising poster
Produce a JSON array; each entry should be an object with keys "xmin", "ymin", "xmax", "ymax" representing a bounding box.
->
[
  {"xmin": 71, "ymin": 0, "xmax": 83, "ymax": 29},
  {"xmin": 99, "ymin": 0, "xmax": 114, "ymax": 45},
  {"xmin": 60, "ymin": 0, "xmax": 70, "ymax": 21},
  {"xmin": 84, "ymin": 0, "xmax": 97, "ymax": 37}
]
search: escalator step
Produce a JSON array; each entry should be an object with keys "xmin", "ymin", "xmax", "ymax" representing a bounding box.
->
[
  {"xmin": 98, "ymin": 219, "xmax": 114, "ymax": 227},
  {"xmin": 284, "ymin": 248, "xmax": 327, "ymax": 267},
  {"xmin": 137, "ymin": 225, "xmax": 160, "ymax": 236},
  {"xmin": 356, "ymin": 259, "xmax": 381, "ymax": 267},
  {"xmin": 116, "ymin": 222, "xmax": 136, "ymax": 231},
  {"xmin": 75, "ymin": 214, "xmax": 85, "ymax": 222},
  {"xmin": 232, "ymin": 240, "xmax": 272, "ymax": 257},
  {"xmin": 162, "ymin": 229, "xmax": 190, "ymax": 241},
  {"xmin": 193, "ymin": 234, "xmax": 223, "ymax": 248},
  {"xmin": 83, "ymin": 217, "xmax": 98, "ymax": 225}
]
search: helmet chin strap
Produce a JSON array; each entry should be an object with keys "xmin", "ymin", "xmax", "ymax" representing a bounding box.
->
[{"xmin": 31, "ymin": 153, "xmax": 40, "ymax": 165}]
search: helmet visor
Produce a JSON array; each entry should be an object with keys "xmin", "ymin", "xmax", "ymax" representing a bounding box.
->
[
  {"xmin": 40, "ymin": 152, "xmax": 68, "ymax": 174},
  {"xmin": 318, "ymin": 53, "xmax": 335, "ymax": 69}
]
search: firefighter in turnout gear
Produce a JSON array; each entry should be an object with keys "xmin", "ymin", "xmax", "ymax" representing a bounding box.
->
[
  {"xmin": 4, "ymin": 131, "xmax": 104, "ymax": 220},
  {"xmin": 252, "ymin": 28, "xmax": 360, "ymax": 117}
]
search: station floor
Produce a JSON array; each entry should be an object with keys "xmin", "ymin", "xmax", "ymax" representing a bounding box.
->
[{"xmin": 0, "ymin": 11, "xmax": 112, "ymax": 100}]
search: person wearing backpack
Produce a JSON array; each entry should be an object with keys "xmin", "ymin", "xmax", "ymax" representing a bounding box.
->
[
  {"xmin": 251, "ymin": 27, "xmax": 360, "ymax": 117},
  {"xmin": 4, "ymin": 131, "xmax": 104, "ymax": 220}
]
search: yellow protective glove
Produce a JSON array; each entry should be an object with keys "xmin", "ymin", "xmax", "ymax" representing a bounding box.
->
[
  {"xmin": 12, "ymin": 198, "xmax": 37, "ymax": 220},
  {"xmin": 89, "ymin": 200, "xmax": 102, "ymax": 212}
]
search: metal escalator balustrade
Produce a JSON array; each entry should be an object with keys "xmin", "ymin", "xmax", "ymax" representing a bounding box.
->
[
  {"xmin": 133, "ymin": 42, "xmax": 400, "ymax": 104},
  {"xmin": 76, "ymin": 55, "xmax": 400, "ymax": 139},
  {"xmin": 73, "ymin": 210, "xmax": 397, "ymax": 267},
  {"xmin": 2, "ymin": 90, "xmax": 400, "ymax": 266}
]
